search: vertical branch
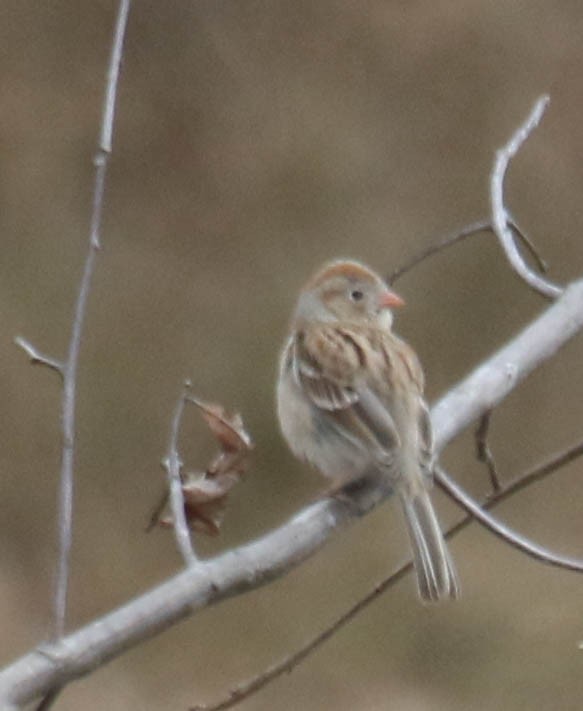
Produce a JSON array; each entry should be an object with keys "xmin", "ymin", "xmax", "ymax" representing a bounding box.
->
[
  {"xmin": 164, "ymin": 388, "xmax": 198, "ymax": 566},
  {"xmin": 52, "ymin": 0, "xmax": 132, "ymax": 640}
]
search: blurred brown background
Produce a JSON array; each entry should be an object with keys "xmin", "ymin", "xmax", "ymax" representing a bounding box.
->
[{"xmin": 1, "ymin": 1, "xmax": 583, "ymax": 709}]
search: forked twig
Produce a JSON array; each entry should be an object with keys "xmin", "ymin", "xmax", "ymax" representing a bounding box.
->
[
  {"xmin": 490, "ymin": 95, "xmax": 563, "ymax": 300},
  {"xmin": 190, "ymin": 437, "xmax": 583, "ymax": 711}
]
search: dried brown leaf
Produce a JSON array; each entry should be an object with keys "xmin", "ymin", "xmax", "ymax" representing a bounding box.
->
[
  {"xmin": 155, "ymin": 398, "xmax": 253, "ymax": 536},
  {"xmin": 189, "ymin": 397, "xmax": 253, "ymax": 454}
]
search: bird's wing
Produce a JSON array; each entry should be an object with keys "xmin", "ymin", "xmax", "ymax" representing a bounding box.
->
[
  {"xmin": 417, "ymin": 399, "xmax": 435, "ymax": 481},
  {"xmin": 390, "ymin": 337, "xmax": 434, "ymax": 475},
  {"xmin": 292, "ymin": 327, "xmax": 401, "ymax": 458}
]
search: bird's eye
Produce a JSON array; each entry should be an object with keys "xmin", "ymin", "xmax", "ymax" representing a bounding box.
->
[{"xmin": 349, "ymin": 289, "xmax": 364, "ymax": 302}]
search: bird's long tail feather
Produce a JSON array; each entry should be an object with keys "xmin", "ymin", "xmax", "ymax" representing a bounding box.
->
[{"xmin": 400, "ymin": 490, "xmax": 460, "ymax": 602}]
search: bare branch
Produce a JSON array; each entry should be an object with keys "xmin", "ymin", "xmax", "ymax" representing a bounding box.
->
[
  {"xmin": 100, "ymin": 0, "xmax": 129, "ymax": 156},
  {"xmin": 387, "ymin": 217, "xmax": 547, "ymax": 286},
  {"xmin": 490, "ymin": 95, "xmax": 563, "ymax": 300},
  {"xmin": 510, "ymin": 217, "xmax": 549, "ymax": 273},
  {"xmin": 189, "ymin": 567, "xmax": 403, "ymax": 711},
  {"xmin": 388, "ymin": 219, "xmax": 491, "ymax": 284},
  {"xmin": 190, "ymin": 435, "xmax": 583, "ymax": 711},
  {"xmin": 2, "ymin": 277, "xmax": 583, "ymax": 708},
  {"xmin": 436, "ymin": 465, "xmax": 583, "ymax": 570},
  {"xmin": 474, "ymin": 411, "xmax": 501, "ymax": 492},
  {"xmin": 14, "ymin": 336, "xmax": 64, "ymax": 377},
  {"xmin": 501, "ymin": 438, "xmax": 583, "ymax": 498},
  {"xmin": 48, "ymin": 0, "xmax": 131, "ymax": 642},
  {"xmin": 164, "ymin": 388, "xmax": 198, "ymax": 566},
  {"xmin": 145, "ymin": 489, "xmax": 169, "ymax": 533}
]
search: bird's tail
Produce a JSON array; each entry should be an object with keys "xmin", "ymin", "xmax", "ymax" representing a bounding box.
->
[{"xmin": 400, "ymin": 489, "xmax": 460, "ymax": 602}]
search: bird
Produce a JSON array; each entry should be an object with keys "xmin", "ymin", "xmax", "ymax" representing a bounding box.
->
[{"xmin": 276, "ymin": 258, "xmax": 459, "ymax": 602}]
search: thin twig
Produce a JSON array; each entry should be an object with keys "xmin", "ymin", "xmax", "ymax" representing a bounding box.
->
[
  {"xmin": 436, "ymin": 466, "xmax": 583, "ymax": 571},
  {"xmin": 190, "ymin": 437, "xmax": 583, "ymax": 711},
  {"xmin": 510, "ymin": 216, "xmax": 549, "ymax": 273},
  {"xmin": 164, "ymin": 387, "xmax": 198, "ymax": 565},
  {"xmin": 145, "ymin": 488, "xmax": 169, "ymax": 533},
  {"xmin": 498, "ymin": 438, "xmax": 583, "ymax": 499},
  {"xmin": 387, "ymin": 217, "xmax": 547, "ymax": 285},
  {"xmin": 490, "ymin": 95, "xmax": 563, "ymax": 300},
  {"xmin": 52, "ymin": 0, "xmax": 131, "ymax": 641},
  {"xmin": 34, "ymin": 685, "xmax": 62, "ymax": 711},
  {"xmin": 475, "ymin": 412, "xmax": 501, "ymax": 492},
  {"xmin": 14, "ymin": 336, "xmax": 64, "ymax": 377}
]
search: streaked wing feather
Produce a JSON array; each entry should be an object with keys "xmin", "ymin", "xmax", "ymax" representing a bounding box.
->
[
  {"xmin": 292, "ymin": 332, "xmax": 359, "ymax": 411},
  {"xmin": 352, "ymin": 387, "xmax": 401, "ymax": 453},
  {"xmin": 293, "ymin": 332, "xmax": 400, "ymax": 464},
  {"xmin": 418, "ymin": 400, "xmax": 435, "ymax": 480},
  {"xmin": 294, "ymin": 359, "xmax": 359, "ymax": 410}
]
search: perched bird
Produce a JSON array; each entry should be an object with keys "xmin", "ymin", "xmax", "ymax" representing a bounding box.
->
[{"xmin": 277, "ymin": 259, "xmax": 459, "ymax": 602}]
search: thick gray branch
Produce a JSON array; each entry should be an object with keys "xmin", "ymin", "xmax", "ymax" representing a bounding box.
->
[
  {"xmin": 2, "ymin": 277, "xmax": 583, "ymax": 707},
  {"xmin": 432, "ymin": 278, "xmax": 583, "ymax": 447}
]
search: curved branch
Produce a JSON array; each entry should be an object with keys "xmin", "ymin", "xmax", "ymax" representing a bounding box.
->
[
  {"xmin": 490, "ymin": 95, "xmax": 563, "ymax": 300},
  {"xmin": 2, "ymin": 277, "xmax": 583, "ymax": 708},
  {"xmin": 436, "ymin": 466, "xmax": 583, "ymax": 571}
]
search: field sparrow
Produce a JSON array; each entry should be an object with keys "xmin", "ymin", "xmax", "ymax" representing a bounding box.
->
[{"xmin": 277, "ymin": 259, "xmax": 459, "ymax": 602}]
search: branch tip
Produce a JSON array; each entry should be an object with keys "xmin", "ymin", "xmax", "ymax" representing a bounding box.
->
[{"xmin": 490, "ymin": 95, "xmax": 562, "ymax": 300}]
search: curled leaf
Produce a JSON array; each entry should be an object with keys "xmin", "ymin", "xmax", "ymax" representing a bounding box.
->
[{"xmin": 154, "ymin": 398, "xmax": 253, "ymax": 536}]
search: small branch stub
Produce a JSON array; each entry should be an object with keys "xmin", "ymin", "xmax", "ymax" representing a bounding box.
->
[{"xmin": 14, "ymin": 337, "xmax": 64, "ymax": 377}]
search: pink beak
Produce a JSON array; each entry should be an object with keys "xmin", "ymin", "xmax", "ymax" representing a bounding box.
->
[{"xmin": 379, "ymin": 289, "xmax": 405, "ymax": 309}]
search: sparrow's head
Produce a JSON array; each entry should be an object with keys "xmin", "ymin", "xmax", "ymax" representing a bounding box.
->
[{"xmin": 293, "ymin": 259, "xmax": 404, "ymax": 327}]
